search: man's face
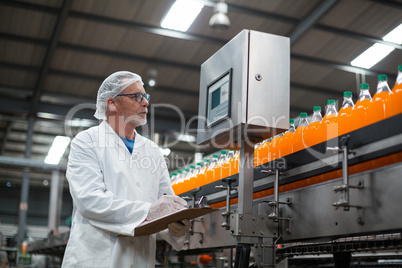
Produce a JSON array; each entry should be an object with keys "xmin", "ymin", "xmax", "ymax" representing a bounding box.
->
[{"xmin": 114, "ymin": 81, "xmax": 149, "ymax": 128}]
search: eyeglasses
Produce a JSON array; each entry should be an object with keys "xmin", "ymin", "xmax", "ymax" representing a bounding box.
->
[{"xmin": 117, "ymin": 93, "xmax": 151, "ymax": 103}]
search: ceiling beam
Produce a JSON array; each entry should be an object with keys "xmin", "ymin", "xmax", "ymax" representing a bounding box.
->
[
  {"xmin": 288, "ymin": 0, "xmax": 339, "ymax": 45},
  {"xmin": 30, "ymin": 0, "xmax": 72, "ymax": 115},
  {"xmin": 315, "ymin": 25, "xmax": 402, "ymax": 50},
  {"xmin": 0, "ymin": 121, "xmax": 13, "ymax": 155}
]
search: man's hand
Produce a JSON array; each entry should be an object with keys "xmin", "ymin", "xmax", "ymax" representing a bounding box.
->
[
  {"xmin": 146, "ymin": 195, "xmax": 187, "ymax": 221},
  {"xmin": 168, "ymin": 219, "xmax": 191, "ymax": 237}
]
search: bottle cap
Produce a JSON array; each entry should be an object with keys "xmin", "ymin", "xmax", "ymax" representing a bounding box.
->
[
  {"xmin": 221, "ymin": 150, "xmax": 227, "ymax": 154},
  {"xmin": 289, "ymin": 118, "xmax": 294, "ymax": 124},
  {"xmin": 196, "ymin": 162, "xmax": 202, "ymax": 166},
  {"xmin": 184, "ymin": 168, "xmax": 189, "ymax": 172},
  {"xmin": 204, "ymin": 158, "xmax": 210, "ymax": 162},
  {"xmin": 378, "ymin": 74, "xmax": 387, "ymax": 81},
  {"xmin": 327, "ymin": 99, "xmax": 335, "ymax": 105},
  {"xmin": 399, "ymin": 65, "xmax": 402, "ymax": 72},
  {"xmin": 177, "ymin": 170, "xmax": 182, "ymax": 173},
  {"xmin": 313, "ymin": 106, "xmax": 321, "ymax": 112},
  {"xmin": 360, "ymin": 83, "xmax": 369, "ymax": 90},
  {"xmin": 300, "ymin": 112, "xmax": 307, "ymax": 118},
  {"xmin": 190, "ymin": 165, "xmax": 195, "ymax": 169},
  {"xmin": 172, "ymin": 172, "xmax": 177, "ymax": 176},
  {"xmin": 343, "ymin": 91, "xmax": 352, "ymax": 98},
  {"xmin": 212, "ymin": 154, "xmax": 218, "ymax": 158}
]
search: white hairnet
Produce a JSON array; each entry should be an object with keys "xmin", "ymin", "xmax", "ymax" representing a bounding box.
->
[{"xmin": 94, "ymin": 71, "xmax": 144, "ymax": 120}]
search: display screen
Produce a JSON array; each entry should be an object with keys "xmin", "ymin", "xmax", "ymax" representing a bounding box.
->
[{"xmin": 206, "ymin": 70, "xmax": 231, "ymax": 127}]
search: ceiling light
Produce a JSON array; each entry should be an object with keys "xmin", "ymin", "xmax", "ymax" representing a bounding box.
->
[
  {"xmin": 350, "ymin": 23, "xmax": 401, "ymax": 69},
  {"xmin": 161, "ymin": 0, "xmax": 204, "ymax": 32},
  {"xmin": 209, "ymin": 1, "xmax": 230, "ymax": 29},
  {"xmin": 148, "ymin": 79, "xmax": 156, "ymax": 87},
  {"xmin": 44, "ymin": 136, "xmax": 71, "ymax": 165},
  {"xmin": 160, "ymin": 148, "xmax": 171, "ymax": 156},
  {"xmin": 351, "ymin": 43, "xmax": 395, "ymax": 69},
  {"xmin": 176, "ymin": 134, "xmax": 196, "ymax": 143},
  {"xmin": 382, "ymin": 23, "xmax": 402, "ymax": 44}
]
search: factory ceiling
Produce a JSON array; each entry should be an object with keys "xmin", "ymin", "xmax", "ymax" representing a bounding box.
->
[{"xmin": 0, "ymin": 0, "xmax": 401, "ymax": 188}]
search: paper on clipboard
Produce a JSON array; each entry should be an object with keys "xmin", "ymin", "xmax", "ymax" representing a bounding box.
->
[{"xmin": 134, "ymin": 207, "xmax": 218, "ymax": 236}]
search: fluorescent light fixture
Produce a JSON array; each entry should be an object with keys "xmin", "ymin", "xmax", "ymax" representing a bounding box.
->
[
  {"xmin": 351, "ymin": 43, "xmax": 395, "ymax": 69},
  {"xmin": 160, "ymin": 148, "xmax": 171, "ymax": 156},
  {"xmin": 176, "ymin": 134, "xmax": 196, "ymax": 143},
  {"xmin": 161, "ymin": 0, "xmax": 204, "ymax": 32},
  {"xmin": 350, "ymin": 23, "xmax": 401, "ymax": 69},
  {"xmin": 383, "ymin": 23, "xmax": 402, "ymax": 44},
  {"xmin": 45, "ymin": 136, "xmax": 71, "ymax": 165},
  {"xmin": 148, "ymin": 79, "xmax": 156, "ymax": 87}
]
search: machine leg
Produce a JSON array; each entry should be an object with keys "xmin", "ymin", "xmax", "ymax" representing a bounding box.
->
[
  {"xmin": 333, "ymin": 252, "xmax": 351, "ymax": 268},
  {"xmin": 234, "ymin": 243, "xmax": 251, "ymax": 268}
]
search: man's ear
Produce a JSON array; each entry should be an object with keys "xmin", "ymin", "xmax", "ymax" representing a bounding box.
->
[{"xmin": 107, "ymin": 98, "xmax": 118, "ymax": 112}]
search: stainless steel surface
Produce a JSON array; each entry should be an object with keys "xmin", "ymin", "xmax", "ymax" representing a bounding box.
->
[
  {"xmin": 279, "ymin": 162, "xmax": 402, "ymax": 242},
  {"xmin": 47, "ymin": 170, "xmax": 64, "ymax": 232},
  {"xmin": 238, "ymin": 140, "xmax": 254, "ymax": 215},
  {"xmin": 197, "ymin": 30, "xmax": 289, "ymax": 149}
]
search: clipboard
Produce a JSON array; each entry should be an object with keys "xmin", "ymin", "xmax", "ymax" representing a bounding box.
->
[{"xmin": 134, "ymin": 207, "xmax": 218, "ymax": 236}]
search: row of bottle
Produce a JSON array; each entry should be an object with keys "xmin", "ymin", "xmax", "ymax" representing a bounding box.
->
[
  {"xmin": 255, "ymin": 67, "xmax": 402, "ymax": 165},
  {"xmin": 171, "ymin": 150, "xmax": 241, "ymax": 195},
  {"xmin": 171, "ymin": 65, "xmax": 402, "ymax": 194}
]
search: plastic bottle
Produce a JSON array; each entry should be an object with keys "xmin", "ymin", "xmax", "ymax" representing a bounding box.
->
[
  {"xmin": 338, "ymin": 91, "xmax": 355, "ymax": 135},
  {"xmin": 322, "ymin": 99, "xmax": 338, "ymax": 140},
  {"xmin": 222, "ymin": 150, "xmax": 234, "ymax": 178},
  {"xmin": 197, "ymin": 159, "xmax": 209, "ymax": 187},
  {"xmin": 304, "ymin": 106, "xmax": 324, "ymax": 147},
  {"xmin": 175, "ymin": 170, "xmax": 183, "ymax": 194},
  {"xmin": 351, "ymin": 83, "xmax": 372, "ymax": 130},
  {"xmin": 391, "ymin": 65, "xmax": 402, "ymax": 116},
  {"xmin": 293, "ymin": 113, "xmax": 309, "ymax": 152},
  {"xmin": 215, "ymin": 151, "xmax": 227, "ymax": 181},
  {"xmin": 254, "ymin": 142, "xmax": 263, "ymax": 167},
  {"xmin": 230, "ymin": 151, "xmax": 240, "ymax": 175},
  {"xmin": 206, "ymin": 155, "xmax": 219, "ymax": 184},
  {"xmin": 280, "ymin": 119, "xmax": 296, "ymax": 157},
  {"xmin": 191, "ymin": 163, "xmax": 202, "ymax": 190},
  {"xmin": 370, "ymin": 74, "xmax": 393, "ymax": 123},
  {"xmin": 170, "ymin": 172, "xmax": 177, "ymax": 190},
  {"xmin": 257, "ymin": 139, "xmax": 269, "ymax": 165},
  {"xmin": 183, "ymin": 165, "xmax": 195, "ymax": 193},
  {"xmin": 270, "ymin": 133, "xmax": 283, "ymax": 161}
]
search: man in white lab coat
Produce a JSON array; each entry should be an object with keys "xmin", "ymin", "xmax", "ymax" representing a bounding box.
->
[{"xmin": 62, "ymin": 71, "xmax": 191, "ymax": 267}]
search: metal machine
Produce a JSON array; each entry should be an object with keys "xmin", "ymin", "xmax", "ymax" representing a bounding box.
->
[{"xmin": 178, "ymin": 30, "xmax": 402, "ymax": 267}]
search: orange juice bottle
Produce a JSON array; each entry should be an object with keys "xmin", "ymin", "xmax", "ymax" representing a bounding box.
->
[
  {"xmin": 222, "ymin": 150, "xmax": 234, "ymax": 178},
  {"xmin": 322, "ymin": 99, "xmax": 339, "ymax": 141},
  {"xmin": 280, "ymin": 119, "xmax": 296, "ymax": 157},
  {"xmin": 254, "ymin": 142, "xmax": 262, "ymax": 167},
  {"xmin": 369, "ymin": 74, "xmax": 394, "ymax": 123},
  {"xmin": 215, "ymin": 151, "xmax": 227, "ymax": 181},
  {"xmin": 192, "ymin": 163, "xmax": 202, "ymax": 189},
  {"xmin": 185, "ymin": 165, "xmax": 195, "ymax": 192},
  {"xmin": 351, "ymin": 83, "xmax": 372, "ymax": 130},
  {"xmin": 206, "ymin": 155, "xmax": 219, "ymax": 184},
  {"xmin": 258, "ymin": 140, "xmax": 270, "ymax": 165},
  {"xmin": 197, "ymin": 159, "xmax": 209, "ymax": 187},
  {"xmin": 391, "ymin": 65, "xmax": 402, "ymax": 115},
  {"xmin": 181, "ymin": 168, "xmax": 190, "ymax": 193},
  {"xmin": 293, "ymin": 113, "xmax": 309, "ymax": 152},
  {"xmin": 338, "ymin": 91, "xmax": 355, "ymax": 135},
  {"xmin": 270, "ymin": 134, "xmax": 283, "ymax": 160},
  {"xmin": 170, "ymin": 172, "xmax": 178, "ymax": 192},
  {"xmin": 230, "ymin": 151, "xmax": 240, "ymax": 175},
  {"xmin": 304, "ymin": 106, "xmax": 324, "ymax": 147},
  {"xmin": 175, "ymin": 170, "xmax": 183, "ymax": 194}
]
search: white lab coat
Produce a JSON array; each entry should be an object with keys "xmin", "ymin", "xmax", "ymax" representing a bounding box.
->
[{"xmin": 62, "ymin": 121, "xmax": 184, "ymax": 268}]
